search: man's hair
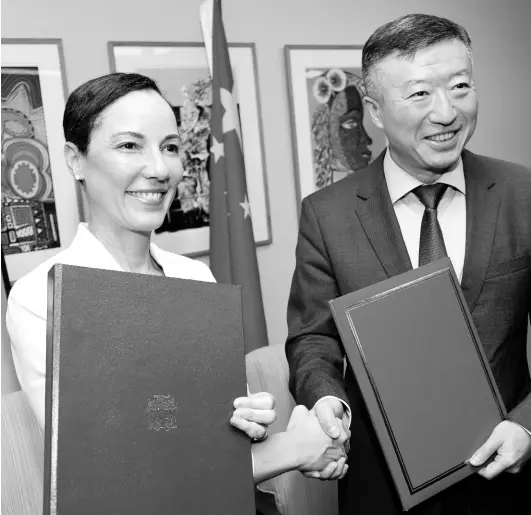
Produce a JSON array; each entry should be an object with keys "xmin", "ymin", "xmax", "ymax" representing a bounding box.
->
[
  {"xmin": 362, "ymin": 14, "xmax": 472, "ymax": 100},
  {"xmin": 63, "ymin": 73, "xmax": 164, "ymax": 154}
]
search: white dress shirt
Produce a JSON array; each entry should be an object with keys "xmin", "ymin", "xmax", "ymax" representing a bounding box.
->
[
  {"xmin": 6, "ymin": 223, "xmax": 216, "ymax": 430},
  {"xmin": 383, "ymin": 149, "xmax": 467, "ymax": 281}
]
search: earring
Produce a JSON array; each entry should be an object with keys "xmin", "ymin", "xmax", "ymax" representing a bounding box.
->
[{"xmin": 74, "ymin": 174, "xmax": 81, "ymax": 181}]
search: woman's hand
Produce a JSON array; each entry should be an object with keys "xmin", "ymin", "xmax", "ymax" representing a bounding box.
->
[
  {"xmin": 230, "ymin": 392, "xmax": 276, "ymax": 440},
  {"xmin": 286, "ymin": 405, "xmax": 350, "ymax": 478}
]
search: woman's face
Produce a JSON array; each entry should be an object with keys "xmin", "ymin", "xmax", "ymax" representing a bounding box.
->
[{"xmin": 78, "ymin": 90, "xmax": 183, "ymax": 233}]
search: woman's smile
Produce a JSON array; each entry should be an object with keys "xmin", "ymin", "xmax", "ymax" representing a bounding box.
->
[{"xmin": 126, "ymin": 190, "xmax": 167, "ymax": 206}]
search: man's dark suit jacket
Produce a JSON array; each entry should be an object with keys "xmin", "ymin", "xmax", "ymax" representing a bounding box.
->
[{"xmin": 286, "ymin": 149, "xmax": 531, "ymax": 515}]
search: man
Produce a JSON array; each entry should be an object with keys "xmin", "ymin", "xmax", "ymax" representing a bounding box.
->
[{"xmin": 286, "ymin": 13, "xmax": 531, "ymax": 515}]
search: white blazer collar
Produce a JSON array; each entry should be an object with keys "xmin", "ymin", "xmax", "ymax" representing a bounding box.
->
[{"xmin": 68, "ymin": 223, "xmax": 169, "ymax": 274}]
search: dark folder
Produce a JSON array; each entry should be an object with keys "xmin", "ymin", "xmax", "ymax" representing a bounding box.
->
[
  {"xmin": 44, "ymin": 264, "xmax": 255, "ymax": 515},
  {"xmin": 329, "ymin": 258, "xmax": 506, "ymax": 511}
]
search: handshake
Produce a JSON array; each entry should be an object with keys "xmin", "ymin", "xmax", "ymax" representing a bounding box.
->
[{"xmin": 231, "ymin": 395, "xmax": 350, "ymax": 483}]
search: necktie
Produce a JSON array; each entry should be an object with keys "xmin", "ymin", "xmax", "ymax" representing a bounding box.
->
[{"xmin": 413, "ymin": 183, "xmax": 449, "ymax": 266}]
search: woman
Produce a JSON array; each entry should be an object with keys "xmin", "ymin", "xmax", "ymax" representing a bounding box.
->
[{"xmin": 6, "ymin": 72, "xmax": 349, "ymax": 484}]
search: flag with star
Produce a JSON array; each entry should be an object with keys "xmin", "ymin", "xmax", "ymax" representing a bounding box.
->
[{"xmin": 200, "ymin": 0, "xmax": 268, "ymax": 353}]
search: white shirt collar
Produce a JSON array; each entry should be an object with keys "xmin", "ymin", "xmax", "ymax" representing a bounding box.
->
[
  {"xmin": 383, "ymin": 148, "xmax": 466, "ymax": 204},
  {"xmin": 68, "ymin": 223, "xmax": 168, "ymax": 273}
]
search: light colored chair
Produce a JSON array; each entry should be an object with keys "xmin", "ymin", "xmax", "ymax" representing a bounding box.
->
[
  {"xmin": 246, "ymin": 344, "xmax": 338, "ymax": 515},
  {"xmin": 1, "ymin": 390, "xmax": 44, "ymax": 515}
]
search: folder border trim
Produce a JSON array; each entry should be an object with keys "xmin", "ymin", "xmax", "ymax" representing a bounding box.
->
[
  {"xmin": 341, "ymin": 266, "xmax": 506, "ymax": 495},
  {"xmin": 45, "ymin": 264, "xmax": 62, "ymax": 515}
]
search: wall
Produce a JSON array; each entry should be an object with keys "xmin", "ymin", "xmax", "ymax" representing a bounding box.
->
[{"xmin": 2, "ymin": 0, "xmax": 531, "ymax": 393}]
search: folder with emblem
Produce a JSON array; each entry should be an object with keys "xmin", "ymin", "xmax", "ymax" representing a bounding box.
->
[
  {"xmin": 44, "ymin": 264, "xmax": 255, "ymax": 515},
  {"xmin": 329, "ymin": 258, "xmax": 506, "ymax": 512}
]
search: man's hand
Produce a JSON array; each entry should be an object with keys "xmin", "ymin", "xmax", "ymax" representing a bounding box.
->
[
  {"xmin": 286, "ymin": 405, "xmax": 350, "ymax": 480},
  {"xmin": 300, "ymin": 397, "xmax": 350, "ymax": 480},
  {"xmin": 469, "ymin": 420, "xmax": 531, "ymax": 479},
  {"xmin": 230, "ymin": 392, "xmax": 276, "ymax": 440},
  {"xmin": 313, "ymin": 397, "xmax": 349, "ymax": 443}
]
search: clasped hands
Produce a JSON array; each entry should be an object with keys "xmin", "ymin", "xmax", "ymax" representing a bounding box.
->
[
  {"xmin": 230, "ymin": 394, "xmax": 350, "ymax": 479},
  {"xmin": 293, "ymin": 397, "xmax": 350, "ymax": 480}
]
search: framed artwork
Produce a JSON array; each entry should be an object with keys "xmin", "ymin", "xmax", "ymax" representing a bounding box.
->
[
  {"xmin": 109, "ymin": 42, "xmax": 271, "ymax": 257},
  {"xmin": 2, "ymin": 254, "xmax": 11, "ymax": 297},
  {"xmin": 1, "ymin": 39, "xmax": 83, "ymax": 286},
  {"xmin": 284, "ymin": 45, "xmax": 387, "ymax": 207}
]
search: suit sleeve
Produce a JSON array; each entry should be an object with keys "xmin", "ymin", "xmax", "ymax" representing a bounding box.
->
[
  {"xmin": 285, "ymin": 197, "xmax": 348, "ymax": 410},
  {"xmin": 507, "ymin": 291, "xmax": 531, "ymax": 431}
]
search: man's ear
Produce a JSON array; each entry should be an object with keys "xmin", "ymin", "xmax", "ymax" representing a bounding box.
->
[
  {"xmin": 64, "ymin": 142, "xmax": 84, "ymax": 182},
  {"xmin": 363, "ymin": 95, "xmax": 384, "ymax": 130}
]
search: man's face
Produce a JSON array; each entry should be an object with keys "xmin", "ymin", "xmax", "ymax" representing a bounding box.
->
[{"xmin": 365, "ymin": 39, "xmax": 478, "ymax": 178}]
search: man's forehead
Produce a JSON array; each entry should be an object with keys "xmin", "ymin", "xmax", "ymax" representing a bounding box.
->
[
  {"xmin": 415, "ymin": 41, "xmax": 470, "ymax": 64},
  {"xmin": 379, "ymin": 41, "xmax": 472, "ymax": 85},
  {"xmin": 384, "ymin": 40, "xmax": 470, "ymax": 65}
]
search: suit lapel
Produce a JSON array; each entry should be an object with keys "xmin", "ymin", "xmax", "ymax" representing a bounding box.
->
[
  {"xmin": 355, "ymin": 151, "xmax": 413, "ymax": 278},
  {"xmin": 460, "ymin": 150, "xmax": 501, "ymax": 312}
]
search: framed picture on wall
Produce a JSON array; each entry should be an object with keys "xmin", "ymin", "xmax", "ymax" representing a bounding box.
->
[
  {"xmin": 1, "ymin": 39, "xmax": 83, "ymax": 287},
  {"xmin": 2, "ymin": 254, "xmax": 11, "ymax": 297},
  {"xmin": 284, "ymin": 45, "xmax": 387, "ymax": 207},
  {"xmin": 108, "ymin": 42, "xmax": 271, "ymax": 258}
]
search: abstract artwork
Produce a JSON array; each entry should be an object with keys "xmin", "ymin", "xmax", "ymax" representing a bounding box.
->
[
  {"xmin": 285, "ymin": 45, "xmax": 387, "ymax": 206},
  {"xmin": 109, "ymin": 42, "xmax": 271, "ymax": 257},
  {"xmin": 1, "ymin": 67, "xmax": 61, "ymax": 255},
  {"xmin": 1, "ymin": 39, "xmax": 82, "ymax": 284}
]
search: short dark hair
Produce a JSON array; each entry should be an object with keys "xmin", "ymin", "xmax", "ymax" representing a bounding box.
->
[
  {"xmin": 362, "ymin": 14, "xmax": 472, "ymax": 99},
  {"xmin": 63, "ymin": 72, "xmax": 164, "ymax": 154}
]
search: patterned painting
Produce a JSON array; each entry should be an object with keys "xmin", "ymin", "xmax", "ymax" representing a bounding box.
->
[{"xmin": 1, "ymin": 67, "xmax": 60, "ymax": 254}]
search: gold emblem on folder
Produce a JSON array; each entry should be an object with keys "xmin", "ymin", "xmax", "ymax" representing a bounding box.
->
[{"xmin": 146, "ymin": 394, "xmax": 178, "ymax": 431}]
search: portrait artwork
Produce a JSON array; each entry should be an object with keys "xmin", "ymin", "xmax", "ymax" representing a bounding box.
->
[
  {"xmin": 308, "ymin": 68, "xmax": 378, "ymax": 188},
  {"xmin": 285, "ymin": 46, "xmax": 387, "ymax": 205}
]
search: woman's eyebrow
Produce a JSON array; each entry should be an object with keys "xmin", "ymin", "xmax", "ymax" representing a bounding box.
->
[
  {"xmin": 162, "ymin": 133, "xmax": 180, "ymax": 141},
  {"xmin": 111, "ymin": 131, "xmax": 144, "ymax": 139}
]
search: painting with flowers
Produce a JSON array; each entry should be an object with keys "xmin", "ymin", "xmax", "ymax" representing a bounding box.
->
[
  {"xmin": 109, "ymin": 42, "xmax": 271, "ymax": 257},
  {"xmin": 160, "ymin": 76, "xmax": 213, "ymax": 235},
  {"xmin": 285, "ymin": 45, "xmax": 387, "ymax": 206},
  {"xmin": 1, "ymin": 40, "xmax": 82, "ymax": 285}
]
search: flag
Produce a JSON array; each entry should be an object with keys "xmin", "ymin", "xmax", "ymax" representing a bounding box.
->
[{"xmin": 200, "ymin": 0, "xmax": 268, "ymax": 353}]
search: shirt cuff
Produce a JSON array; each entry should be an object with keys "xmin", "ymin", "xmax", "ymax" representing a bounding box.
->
[
  {"xmin": 511, "ymin": 420, "xmax": 531, "ymax": 438},
  {"xmin": 314, "ymin": 395, "xmax": 352, "ymax": 429}
]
